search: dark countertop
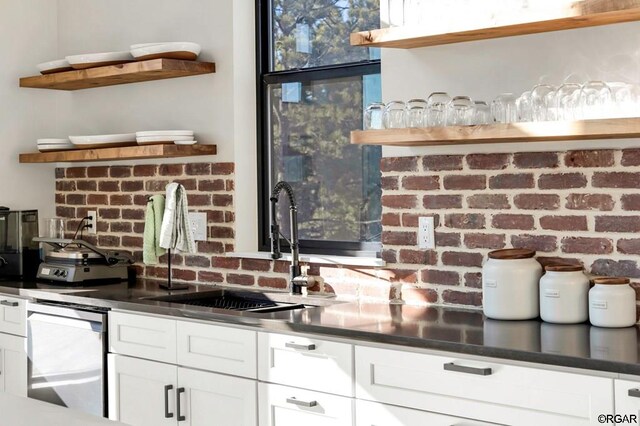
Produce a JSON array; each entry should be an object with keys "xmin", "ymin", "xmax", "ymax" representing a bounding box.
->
[{"xmin": 2, "ymin": 279, "xmax": 639, "ymax": 376}]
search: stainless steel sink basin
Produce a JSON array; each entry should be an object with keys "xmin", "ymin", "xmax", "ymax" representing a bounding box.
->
[{"xmin": 145, "ymin": 289, "xmax": 308, "ymax": 314}]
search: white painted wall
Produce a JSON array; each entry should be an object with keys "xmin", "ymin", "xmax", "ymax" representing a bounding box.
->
[
  {"xmin": 382, "ymin": 21, "xmax": 640, "ymax": 157},
  {"xmin": 0, "ymin": 0, "xmax": 59, "ymax": 217},
  {"xmin": 54, "ymin": 0, "xmax": 258, "ymax": 250}
]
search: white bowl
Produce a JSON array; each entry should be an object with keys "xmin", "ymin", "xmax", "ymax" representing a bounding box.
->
[
  {"xmin": 69, "ymin": 133, "xmax": 137, "ymax": 148},
  {"xmin": 36, "ymin": 59, "xmax": 72, "ymax": 75},
  {"xmin": 136, "ymin": 130, "xmax": 194, "ymax": 137},
  {"xmin": 130, "ymin": 42, "xmax": 201, "ymax": 61},
  {"xmin": 66, "ymin": 51, "xmax": 134, "ymax": 70}
]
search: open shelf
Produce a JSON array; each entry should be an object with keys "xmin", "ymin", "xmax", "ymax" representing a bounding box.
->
[
  {"xmin": 350, "ymin": 118, "xmax": 640, "ymax": 147},
  {"xmin": 19, "ymin": 59, "xmax": 215, "ymax": 91},
  {"xmin": 350, "ymin": 0, "xmax": 640, "ymax": 49},
  {"xmin": 19, "ymin": 144, "xmax": 217, "ymax": 163}
]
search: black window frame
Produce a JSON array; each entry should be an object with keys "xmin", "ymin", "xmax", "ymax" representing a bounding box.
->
[{"xmin": 255, "ymin": 0, "xmax": 382, "ymax": 258}]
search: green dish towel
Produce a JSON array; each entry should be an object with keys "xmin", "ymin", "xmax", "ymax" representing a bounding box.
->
[{"xmin": 143, "ymin": 195, "xmax": 167, "ymax": 265}]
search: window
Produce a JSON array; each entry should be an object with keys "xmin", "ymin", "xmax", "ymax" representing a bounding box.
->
[{"xmin": 256, "ymin": 0, "xmax": 382, "ymax": 257}]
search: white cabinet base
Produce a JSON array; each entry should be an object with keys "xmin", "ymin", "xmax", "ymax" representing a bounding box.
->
[{"xmin": 0, "ymin": 333, "xmax": 27, "ymax": 397}]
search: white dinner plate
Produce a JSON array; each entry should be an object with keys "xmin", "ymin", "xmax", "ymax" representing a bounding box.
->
[
  {"xmin": 69, "ymin": 133, "xmax": 137, "ymax": 148},
  {"xmin": 38, "ymin": 145, "xmax": 75, "ymax": 152},
  {"xmin": 130, "ymin": 42, "xmax": 201, "ymax": 61},
  {"xmin": 66, "ymin": 51, "xmax": 134, "ymax": 70},
  {"xmin": 37, "ymin": 138, "xmax": 71, "ymax": 145},
  {"xmin": 174, "ymin": 140, "xmax": 198, "ymax": 145},
  {"xmin": 37, "ymin": 59, "xmax": 72, "ymax": 75},
  {"xmin": 136, "ymin": 135, "xmax": 194, "ymax": 144},
  {"xmin": 136, "ymin": 130, "xmax": 194, "ymax": 137}
]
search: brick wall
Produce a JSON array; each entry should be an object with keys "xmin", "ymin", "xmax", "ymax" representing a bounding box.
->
[
  {"xmin": 381, "ymin": 149, "xmax": 640, "ymax": 308},
  {"xmin": 54, "ymin": 150, "xmax": 640, "ymax": 309},
  {"xmin": 54, "ymin": 162, "xmax": 396, "ymax": 301}
]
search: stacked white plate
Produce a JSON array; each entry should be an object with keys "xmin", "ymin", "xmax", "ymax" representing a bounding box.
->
[
  {"xmin": 136, "ymin": 130, "xmax": 196, "ymax": 145},
  {"xmin": 37, "ymin": 59, "xmax": 73, "ymax": 75},
  {"xmin": 66, "ymin": 51, "xmax": 134, "ymax": 70},
  {"xmin": 37, "ymin": 139, "xmax": 74, "ymax": 152},
  {"xmin": 130, "ymin": 42, "xmax": 201, "ymax": 61},
  {"xmin": 69, "ymin": 133, "xmax": 137, "ymax": 149}
]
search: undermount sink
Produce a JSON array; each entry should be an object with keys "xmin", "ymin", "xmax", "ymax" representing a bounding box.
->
[{"xmin": 145, "ymin": 288, "xmax": 311, "ymax": 314}]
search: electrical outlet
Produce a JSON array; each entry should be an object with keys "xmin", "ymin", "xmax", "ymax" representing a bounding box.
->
[
  {"xmin": 87, "ymin": 210, "xmax": 97, "ymax": 235},
  {"xmin": 418, "ymin": 216, "xmax": 435, "ymax": 249},
  {"xmin": 188, "ymin": 212, "xmax": 207, "ymax": 241}
]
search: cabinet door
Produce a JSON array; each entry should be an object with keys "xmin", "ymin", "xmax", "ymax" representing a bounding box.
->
[
  {"xmin": 177, "ymin": 321, "xmax": 257, "ymax": 378},
  {"xmin": 0, "ymin": 333, "xmax": 27, "ymax": 397},
  {"xmin": 109, "ymin": 311, "xmax": 177, "ymax": 364},
  {"xmin": 615, "ymin": 379, "xmax": 640, "ymax": 424},
  {"xmin": 108, "ymin": 354, "xmax": 177, "ymax": 426},
  {"xmin": 259, "ymin": 382, "xmax": 354, "ymax": 426},
  {"xmin": 177, "ymin": 367, "xmax": 257, "ymax": 426},
  {"xmin": 356, "ymin": 346, "xmax": 613, "ymax": 426},
  {"xmin": 356, "ymin": 400, "xmax": 500, "ymax": 426},
  {"xmin": 0, "ymin": 295, "xmax": 27, "ymax": 337}
]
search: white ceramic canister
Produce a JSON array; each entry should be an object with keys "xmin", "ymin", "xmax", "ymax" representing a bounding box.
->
[
  {"xmin": 589, "ymin": 277, "xmax": 637, "ymax": 328},
  {"xmin": 482, "ymin": 249, "xmax": 543, "ymax": 320},
  {"xmin": 539, "ymin": 264, "xmax": 590, "ymax": 324}
]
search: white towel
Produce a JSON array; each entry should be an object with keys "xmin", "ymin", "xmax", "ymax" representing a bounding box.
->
[
  {"xmin": 143, "ymin": 195, "xmax": 166, "ymax": 265},
  {"xmin": 159, "ymin": 183, "xmax": 196, "ymax": 253}
]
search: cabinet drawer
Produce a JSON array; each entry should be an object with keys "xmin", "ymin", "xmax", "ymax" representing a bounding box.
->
[
  {"xmin": 356, "ymin": 346, "xmax": 613, "ymax": 426},
  {"xmin": 109, "ymin": 311, "xmax": 176, "ymax": 364},
  {"xmin": 0, "ymin": 295, "xmax": 27, "ymax": 337},
  {"xmin": 355, "ymin": 400, "xmax": 500, "ymax": 426},
  {"xmin": 177, "ymin": 320, "xmax": 257, "ymax": 378},
  {"xmin": 259, "ymin": 382, "xmax": 353, "ymax": 426},
  {"xmin": 615, "ymin": 379, "xmax": 640, "ymax": 423},
  {"xmin": 258, "ymin": 332, "xmax": 353, "ymax": 397}
]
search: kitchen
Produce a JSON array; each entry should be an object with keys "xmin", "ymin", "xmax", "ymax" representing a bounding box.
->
[{"xmin": 2, "ymin": 0, "xmax": 640, "ymax": 425}]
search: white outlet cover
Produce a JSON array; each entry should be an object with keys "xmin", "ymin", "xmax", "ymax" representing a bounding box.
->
[
  {"xmin": 188, "ymin": 212, "xmax": 207, "ymax": 241},
  {"xmin": 418, "ymin": 216, "xmax": 435, "ymax": 249}
]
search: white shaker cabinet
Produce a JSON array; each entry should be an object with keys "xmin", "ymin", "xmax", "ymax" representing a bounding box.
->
[
  {"xmin": 615, "ymin": 379, "xmax": 640, "ymax": 424},
  {"xmin": 0, "ymin": 332, "xmax": 27, "ymax": 397},
  {"xmin": 259, "ymin": 382, "xmax": 354, "ymax": 426},
  {"xmin": 355, "ymin": 400, "xmax": 500, "ymax": 426},
  {"xmin": 355, "ymin": 346, "xmax": 614, "ymax": 425},
  {"xmin": 108, "ymin": 354, "xmax": 257, "ymax": 426}
]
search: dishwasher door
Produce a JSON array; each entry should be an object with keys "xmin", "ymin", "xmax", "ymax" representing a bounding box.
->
[{"xmin": 27, "ymin": 303, "xmax": 107, "ymax": 417}]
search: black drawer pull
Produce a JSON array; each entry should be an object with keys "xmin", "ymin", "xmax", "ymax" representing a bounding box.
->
[
  {"xmin": 628, "ymin": 388, "xmax": 640, "ymax": 398},
  {"xmin": 444, "ymin": 362, "xmax": 492, "ymax": 376},
  {"xmin": 0, "ymin": 300, "xmax": 18, "ymax": 307},
  {"xmin": 164, "ymin": 385, "xmax": 174, "ymax": 418},
  {"xmin": 177, "ymin": 387, "xmax": 186, "ymax": 421}
]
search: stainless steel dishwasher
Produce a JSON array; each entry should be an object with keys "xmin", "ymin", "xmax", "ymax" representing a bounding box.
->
[{"xmin": 27, "ymin": 301, "xmax": 108, "ymax": 417}]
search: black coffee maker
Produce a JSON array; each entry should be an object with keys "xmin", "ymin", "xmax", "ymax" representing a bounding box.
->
[{"xmin": 0, "ymin": 209, "xmax": 40, "ymax": 280}]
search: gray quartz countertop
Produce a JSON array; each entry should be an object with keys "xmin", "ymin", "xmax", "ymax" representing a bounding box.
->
[{"xmin": 1, "ymin": 279, "xmax": 639, "ymax": 376}]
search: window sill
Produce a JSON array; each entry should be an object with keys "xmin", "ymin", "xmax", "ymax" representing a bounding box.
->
[{"xmin": 227, "ymin": 251, "xmax": 386, "ymax": 268}]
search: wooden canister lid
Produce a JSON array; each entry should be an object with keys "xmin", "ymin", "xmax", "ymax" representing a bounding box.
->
[
  {"xmin": 545, "ymin": 264, "xmax": 583, "ymax": 272},
  {"xmin": 488, "ymin": 248, "xmax": 536, "ymax": 260},
  {"xmin": 593, "ymin": 277, "xmax": 630, "ymax": 285}
]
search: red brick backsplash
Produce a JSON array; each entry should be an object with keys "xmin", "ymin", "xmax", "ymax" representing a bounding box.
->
[
  {"xmin": 54, "ymin": 150, "xmax": 640, "ymax": 311},
  {"xmin": 381, "ymin": 148, "xmax": 640, "ymax": 310}
]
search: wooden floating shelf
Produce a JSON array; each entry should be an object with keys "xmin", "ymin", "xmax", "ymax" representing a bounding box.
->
[
  {"xmin": 19, "ymin": 144, "xmax": 217, "ymax": 163},
  {"xmin": 350, "ymin": 118, "xmax": 640, "ymax": 147},
  {"xmin": 351, "ymin": 0, "xmax": 640, "ymax": 49},
  {"xmin": 19, "ymin": 59, "xmax": 215, "ymax": 91}
]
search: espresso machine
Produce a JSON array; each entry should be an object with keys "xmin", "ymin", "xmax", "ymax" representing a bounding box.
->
[{"xmin": 0, "ymin": 209, "xmax": 40, "ymax": 280}]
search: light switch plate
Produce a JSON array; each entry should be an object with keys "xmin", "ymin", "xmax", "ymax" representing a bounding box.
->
[{"xmin": 188, "ymin": 212, "xmax": 207, "ymax": 241}]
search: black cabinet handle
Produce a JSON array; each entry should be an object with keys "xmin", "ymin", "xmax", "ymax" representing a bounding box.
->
[
  {"xmin": 0, "ymin": 300, "xmax": 18, "ymax": 307},
  {"xmin": 285, "ymin": 342, "xmax": 316, "ymax": 351},
  {"xmin": 164, "ymin": 385, "xmax": 174, "ymax": 418},
  {"xmin": 629, "ymin": 388, "xmax": 640, "ymax": 398},
  {"xmin": 444, "ymin": 362, "xmax": 492, "ymax": 376},
  {"xmin": 177, "ymin": 387, "xmax": 186, "ymax": 421}
]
